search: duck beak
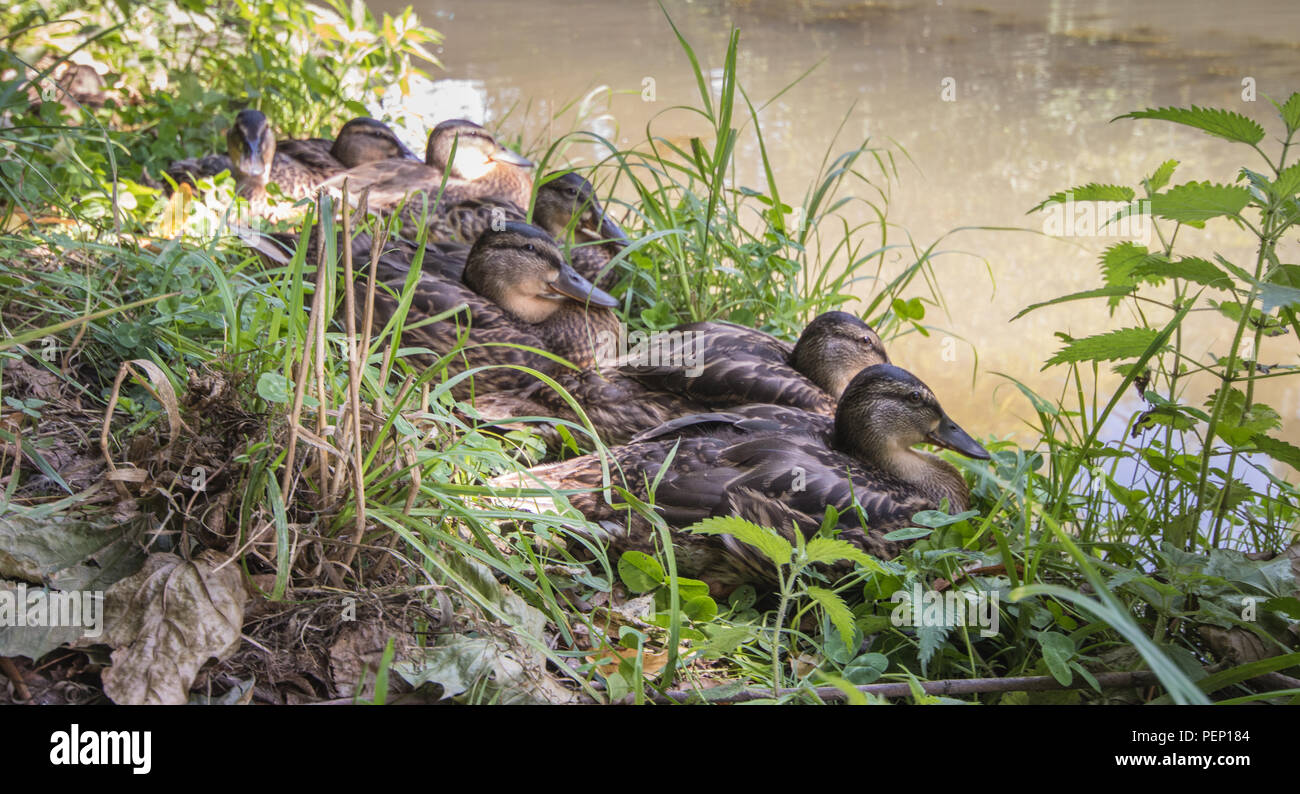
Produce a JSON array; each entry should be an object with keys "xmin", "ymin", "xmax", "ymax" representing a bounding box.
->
[
  {"xmin": 490, "ymin": 146, "xmax": 534, "ymax": 168},
  {"xmin": 927, "ymin": 414, "xmax": 990, "ymax": 460},
  {"xmin": 549, "ymin": 263, "xmax": 618, "ymax": 308}
]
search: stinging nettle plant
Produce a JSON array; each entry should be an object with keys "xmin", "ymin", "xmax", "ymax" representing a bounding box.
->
[{"xmin": 1020, "ymin": 96, "xmax": 1300, "ymax": 556}]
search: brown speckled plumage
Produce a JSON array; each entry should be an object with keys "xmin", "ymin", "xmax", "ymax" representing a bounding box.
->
[
  {"xmin": 476, "ymin": 311, "xmax": 889, "ymax": 446},
  {"xmin": 322, "ymin": 119, "xmax": 534, "ymax": 238},
  {"xmin": 360, "ymin": 222, "xmax": 619, "ymax": 398},
  {"xmin": 164, "ymin": 113, "xmax": 416, "ymax": 199},
  {"xmin": 501, "ymin": 365, "xmax": 990, "ymax": 594}
]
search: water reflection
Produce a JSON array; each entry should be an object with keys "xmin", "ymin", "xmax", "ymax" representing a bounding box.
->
[{"xmin": 367, "ymin": 0, "xmax": 1300, "ymax": 465}]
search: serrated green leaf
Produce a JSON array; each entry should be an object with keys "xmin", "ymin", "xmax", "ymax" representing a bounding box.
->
[
  {"xmin": 617, "ymin": 551, "xmax": 664, "ymax": 593},
  {"xmin": 916, "ymin": 622, "xmax": 950, "ymax": 675},
  {"xmin": 804, "ymin": 537, "xmax": 888, "ymax": 573},
  {"xmin": 807, "ymin": 585, "xmax": 855, "ymax": 648},
  {"xmin": 1274, "ymin": 92, "xmax": 1300, "ymax": 134},
  {"xmin": 1267, "ymin": 161, "xmax": 1300, "ymax": 202},
  {"xmin": 1044, "ymin": 327, "xmax": 1162, "ymax": 368},
  {"xmin": 1116, "ymin": 105, "xmax": 1265, "ymax": 145},
  {"xmin": 1149, "ymin": 181, "xmax": 1252, "ymax": 224},
  {"xmin": 686, "ymin": 516, "xmax": 792, "ymax": 568},
  {"xmin": 1251, "ymin": 434, "xmax": 1300, "ymax": 471},
  {"xmin": 1131, "ymin": 256, "xmax": 1234, "ymax": 290},
  {"xmin": 1101, "ymin": 242, "xmax": 1161, "ymax": 296},
  {"xmin": 1147, "ymin": 159, "xmax": 1179, "ymax": 192},
  {"xmin": 1029, "ymin": 183, "xmax": 1134, "ymax": 214}
]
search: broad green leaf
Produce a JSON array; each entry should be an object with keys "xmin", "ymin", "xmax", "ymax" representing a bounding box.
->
[
  {"xmin": 728, "ymin": 584, "xmax": 757, "ymax": 611},
  {"xmin": 843, "ymin": 652, "xmax": 889, "ymax": 685},
  {"xmin": 1038, "ymin": 631, "xmax": 1076, "ymax": 685},
  {"xmin": 699, "ymin": 625, "xmax": 755, "ymax": 658},
  {"xmin": 807, "ymin": 585, "xmax": 855, "ymax": 648},
  {"xmin": 1116, "ymin": 105, "xmax": 1265, "ymax": 145},
  {"xmin": 1029, "ymin": 183, "xmax": 1134, "ymax": 214},
  {"xmin": 687, "ymin": 516, "xmax": 792, "ymax": 568},
  {"xmin": 910, "ymin": 509, "xmax": 979, "ymax": 528},
  {"xmin": 1044, "ymin": 327, "xmax": 1162, "ymax": 368},
  {"xmin": 682, "ymin": 595, "xmax": 718, "ymax": 622},
  {"xmin": 882, "ymin": 526, "xmax": 932, "ymax": 541},
  {"xmin": 617, "ymin": 551, "xmax": 665, "ymax": 593},
  {"xmin": 674, "ymin": 577, "xmax": 712, "ymax": 601},
  {"xmin": 1149, "ymin": 181, "xmax": 1252, "ymax": 224},
  {"xmin": 1012, "ymin": 583, "xmax": 1208, "ymax": 704},
  {"xmin": 256, "ymin": 372, "xmax": 291, "ymax": 403}
]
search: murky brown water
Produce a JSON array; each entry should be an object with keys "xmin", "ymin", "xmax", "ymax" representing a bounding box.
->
[{"xmin": 369, "ymin": 0, "xmax": 1300, "ymax": 458}]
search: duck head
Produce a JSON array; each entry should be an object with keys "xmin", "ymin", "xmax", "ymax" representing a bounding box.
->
[
  {"xmin": 532, "ymin": 171, "xmax": 628, "ymax": 247},
  {"xmin": 331, "ymin": 117, "xmax": 420, "ymax": 166},
  {"xmin": 227, "ymin": 108, "xmax": 275, "ymax": 192},
  {"xmin": 462, "ymin": 221, "xmax": 618, "ymax": 323},
  {"xmin": 791, "ymin": 311, "xmax": 890, "ymax": 399},
  {"xmin": 834, "ymin": 364, "xmax": 989, "ymax": 463},
  {"xmin": 425, "ymin": 119, "xmax": 534, "ymax": 180}
]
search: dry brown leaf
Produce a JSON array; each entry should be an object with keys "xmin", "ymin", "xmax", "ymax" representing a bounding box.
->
[
  {"xmin": 328, "ymin": 621, "xmax": 411, "ymax": 699},
  {"xmin": 100, "ymin": 549, "xmax": 247, "ymax": 705},
  {"xmin": 1198, "ymin": 625, "xmax": 1274, "ymax": 666}
]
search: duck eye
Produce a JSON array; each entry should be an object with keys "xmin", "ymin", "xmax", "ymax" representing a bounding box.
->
[
  {"xmin": 524, "ymin": 243, "xmax": 536, "ymax": 253},
  {"xmin": 908, "ymin": 390, "xmax": 923, "ymax": 404}
]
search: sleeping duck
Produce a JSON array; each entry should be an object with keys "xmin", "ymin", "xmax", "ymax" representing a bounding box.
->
[
  {"xmin": 432, "ymin": 171, "xmax": 629, "ymax": 287},
  {"xmin": 323, "ymin": 118, "xmax": 534, "ymax": 234},
  {"xmin": 497, "ymin": 364, "xmax": 990, "ymax": 594},
  {"xmin": 473, "ymin": 311, "xmax": 889, "ymax": 446},
  {"xmin": 295, "ymin": 171, "xmax": 628, "ymax": 290},
  {"xmin": 362, "ymin": 221, "xmax": 619, "ymax": 398},
  {"xmin": 164, "ymin": 111, "xmax": 417, "ymax": 198}
]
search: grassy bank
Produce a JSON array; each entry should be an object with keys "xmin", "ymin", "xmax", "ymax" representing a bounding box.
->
[{"xmin": 0, "ymin": 0, "xmax": 1296, "ymax": 705}]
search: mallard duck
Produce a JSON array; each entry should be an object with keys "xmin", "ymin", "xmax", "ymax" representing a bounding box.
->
[
  {"xmin": 619, "ymin": 311, "xmax": 889, "ymax": 414},
  {"xmin": 323, "ymin": 118, "xmax": 534, "ymax": 231},
  {"xmin": 302, "ymin": 171, "xmax": 625, "ymax": 289},
  {"xmin": 474, "ymin": 311, "xmax": 889, "ymax": 446},
  {"xmin": 432, "ymin": 171, "xmax": 628, "ymax": 286},
  {"xmin": 163, "ymin": 111, "xmax": 417, "ymax": 198},
  {"xmin": 362, "ymin": 221, "xmax": 619, "ymax": 397},
  {"xmin": 499, "ymin": 364, "xmax": 990, "ymax": 594}
]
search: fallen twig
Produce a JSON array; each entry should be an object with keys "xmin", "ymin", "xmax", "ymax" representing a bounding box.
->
[{"xmin": 618, "ymin": 670, "xmax": 1164, "ymax": 704}]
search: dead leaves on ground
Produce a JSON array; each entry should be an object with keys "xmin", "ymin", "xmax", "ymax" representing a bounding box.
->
[{"xmin": 98, "ymin": 550, "xmax": 247, "ymax": 705}]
